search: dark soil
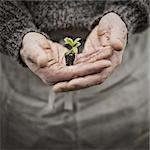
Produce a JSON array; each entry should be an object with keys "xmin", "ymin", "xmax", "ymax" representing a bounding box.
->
[{"xmin": 65, "ymin": 53, "xmax": 75, "ymax": 66}]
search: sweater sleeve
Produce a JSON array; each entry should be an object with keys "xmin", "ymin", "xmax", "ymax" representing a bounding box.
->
[
  {"xmin": 92, "ymin": 0, "xmax": 149, "ymax": 34},
  {"xmin": 104, "ymin": 0, "xmax": 149, "ymax": 34},
  {"xmin": 0, "ymin": 1, "xmax": 39, "ymax": 63}
]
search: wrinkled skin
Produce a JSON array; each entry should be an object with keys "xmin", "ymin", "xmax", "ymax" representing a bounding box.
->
[
  {"xmin": 20, "ymin": 32, "xmax": 112, "ymax": 87},
  {"xmin": 53, "ymin": 13, "xmax": 128, "ymax": 92},
  {"xmin": 20, "ymin": 13, "xmax": 127, "ymax": 92}
]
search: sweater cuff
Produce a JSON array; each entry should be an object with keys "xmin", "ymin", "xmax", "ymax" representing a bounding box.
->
[
  {"xmin": 0, "ymin": 19, "xmax": 37, "ymax": 66},
  {"xmin": 0, "ymin": 19, "xmax": 50, "ymax": 67},
  {"xmin": 103, "ymin": 1, "xmax": 149, "ymax": 34},
  {"xmin": 91, "ymin": 1, "xmax": 149, "ymax": 35}
]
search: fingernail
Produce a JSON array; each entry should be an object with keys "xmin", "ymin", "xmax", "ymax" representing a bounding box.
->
[
  {"xmin": 53, "ymin": 87, "xmax": 62, "ymax": 93},
  {"xmin": 105, "ymin": 60, "xmax": 112, "ymax": 66},
  {"xmin": 111, "ymin": 39, "xmax": 123, "ymax": 51}
]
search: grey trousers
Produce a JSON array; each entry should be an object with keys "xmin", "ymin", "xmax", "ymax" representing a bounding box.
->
[{"xmin": 0, "ymin": 30, "xmax": 149, "ymax": 150}]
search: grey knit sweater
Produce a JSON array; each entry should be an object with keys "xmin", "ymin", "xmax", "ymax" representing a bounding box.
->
[{"xmin": 0, "ymin": 0, "xmax": 149, "ymax": 64}]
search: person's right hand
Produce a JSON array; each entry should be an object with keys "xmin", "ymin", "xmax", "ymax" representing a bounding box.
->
[{"xmin": 20, "ymin": 32, "xmax": 112, "ymax": 88}]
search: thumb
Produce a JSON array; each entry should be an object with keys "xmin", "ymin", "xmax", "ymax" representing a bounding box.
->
[
  {"xmin": 110, "ymin": 27, "xmax": 127, "ymax": 51},
  {"xmin": 110, "ymin": 35, "xmax": 123, "ymax": 51},
  {"xmin": 36, "ymin": 49, "xmax": 48, "ymax": 67},
  {"xmin": 27, "ymin": 46, "xmax": 49, "ymax": 67}
]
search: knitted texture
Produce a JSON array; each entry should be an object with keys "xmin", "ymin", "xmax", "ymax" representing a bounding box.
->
[
  {"xmin": 0, "ymin": 0, "xmax": 149, "ymax": 64},
  {"xmin": 0, "ymin": 1, "xmax": 39, "ymax": 63},
  {"xmin": 103, "ymin": 0, "xmax": 150, "ymax": 33}
]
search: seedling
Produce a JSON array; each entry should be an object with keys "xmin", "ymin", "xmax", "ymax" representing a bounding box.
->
[{"xmin": 64, "ymin": 37, "xmax": 81, "ymax": 66}]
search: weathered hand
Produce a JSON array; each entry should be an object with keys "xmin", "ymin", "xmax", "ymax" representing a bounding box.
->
[
  {"xmin": 20, "ymin": 32, "xmax": 112, "ymax": 87},
  {"xmin": 53, "ymin": 13, "xmax": 127, "ymax": 92},
  {"xmin": 94, "ymin": 12, "xmax": 128, "ymax": 84}
]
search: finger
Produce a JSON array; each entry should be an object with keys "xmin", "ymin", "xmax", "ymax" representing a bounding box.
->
[
  {"xmin": 98, "ymin": 33, "xmax": 110, "ymax": 47},
  {"xmin": 88, "ymin": 48, "xmax": 112, "ymax": 63},
  {"xmin": 76, "ymin": 46, "xmax": 112, "ymax": 62},
  {"xmin": 48, "ymin": 40, "xmax": 68, "ymax": 65},
  {"xmin": 69, "ymin": 60, "xmax": 111, "ymax": 79},
  {"xmin": 110, "ymin": 31, "xmax": 123, "ymax": 51},
  {"xmin": 83, "ymin": 26, "xmax": 101, "ymax": 53},
  {"xmin": 75, "ymin": 49, "xmax": 100, "ymax": 63},
  {"xmin": 97, "ymin": 20, "xmax": 111, "ymax": 47},
  {"xmin": 25, "ymin": 45, "xmax": 49, "ymax": 67},
  {"xmin": 40, "ymin": 60, "xmax": 112, "ymax": 83},
  {"xmin": 97, "ymin": 19, "xmax": 110, "ymax": 36},
  {"xmin": 75, "ymin": 50, "xmax": 99, "ymax": 62},
  {"xmin": 55, "ymin": 42, "xmax": 68, "ymax": 65},
  {"xmin": 75, "ymin": 47, "xmax": 113, "ymax": 64},
  {"xmin": 110, "ymin": 25, "xmax": 127, "ymax": 51},
  {"xmin": 53, "ymin": 67, "xmax": 112, "ymax": 92},
  {"xmin": 48, "ymin": 41, "xmax": 59, "ymax": 62},
  {"xmin": 37, "ymin": 49, "xmax": 49, "ymax": 67}
]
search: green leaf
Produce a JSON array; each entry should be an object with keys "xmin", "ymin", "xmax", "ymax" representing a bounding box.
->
[
  {"xmin": 75, "ymin": 42, "xmax": 81, "ymax": 48},
  {"xmin": 65, "ymin": 50, "xmax": 71, "ymax": 56},
  {"xmin": 64, "ymin": 37, "xmax": 74, "ymax": 47},
  {"xmin": 64, "ymin": 37, "xmax": 81, "ymax": 56},
  {"xmin": 74, "ymin": 38, "xmax": 81, "ymax": 44},
  {"xmin": 71, "ymin": 47, "xmax": 78, "ymax": 54}
]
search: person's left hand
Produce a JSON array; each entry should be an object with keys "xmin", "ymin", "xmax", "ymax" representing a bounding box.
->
[{"xmin": 53, "ymin": 12, "xmax": 128, "ymax": 92}]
